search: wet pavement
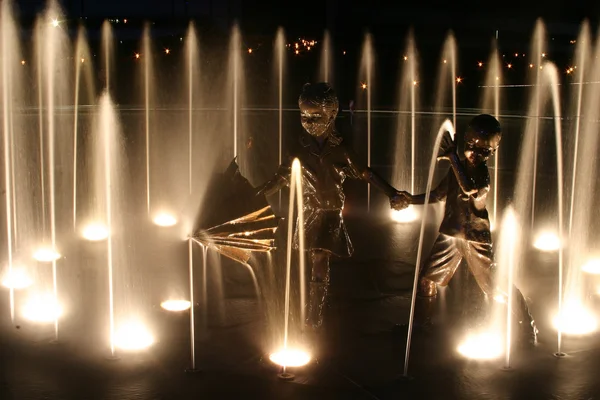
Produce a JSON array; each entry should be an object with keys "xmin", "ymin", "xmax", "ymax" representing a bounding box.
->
[{"xmin": 1, "ymin": 210, "xmax": 600, "ymax": 400}]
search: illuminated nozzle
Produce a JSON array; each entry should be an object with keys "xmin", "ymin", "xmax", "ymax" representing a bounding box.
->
[
  {"xmin": 553, "ymin": 302, "xmax": 597, "ymax": 335},
  {"xmin": 22, "ymin": 295, "xmax": 63, "ymax": 322},
  {"xmin": 2, "ymin": 268, "xmax": 33, "ymax": 290},
  {"xmin": 160, "ymin": 300, "xmax": 191, "ymax": 312},
  {"xmin": 269, "ymin": 348, "xmax": 311, "ymax": 368},
  {"xmin": 82, "ymin": 223, "xmax": 109, "ymax": 241},
  {"xmin": 33, "ymin": 247, "xmax": 61, "ymax": 262},
  {"xmin": 533, "ymin": 232, "xmax": 561, "ymax": 251},
  {"xmin": 457, "ymin": 332, "xmax": 503, "ymax": 360},
  {"xmin": 390, "ymin": 205, "xmax": 418, "ymax": 223},
  {"xmin": 114, "ymin": 321, "xmax": 155, "ymax": 351},
  {"xmin": 153, "ymin": 213, "xmax": 177, "ymax": 227},
  {"xmin": 581, "ymin": 259, "xmax": 600, "ymax": 275}
]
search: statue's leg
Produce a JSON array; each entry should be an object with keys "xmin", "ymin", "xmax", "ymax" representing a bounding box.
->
[
  {"xmin": 306, "ymin": 249, "xmax": 330, "ymax": 330},
  {"xmin": 466, "ymin": 241, "xmax": 538, "ymax": 344},
  {"xmin": 418, "ymin": 234, "xmax": 463, "ymax": 298},
  {"xmin": 415, "ymin": 234, "xmax": 462, "ymax": 328}
]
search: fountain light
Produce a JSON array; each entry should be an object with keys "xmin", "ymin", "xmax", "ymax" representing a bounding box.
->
[
  {"xmin": 443, "ymin": 59, "xmax": 447, "ymax": 63},
  {"xmin": 269, "ymin": 348, "xmax": 311, "ymax": 368},
  {"xmin": 342, "ymin": 51, "xmax": 346, "ymax": 55},
  {"xmin": 160, "ymin": 300, "xmax": 191, "ymax": 312},
  {"xmin": 456, "ymin": 77, "xmax": 462, "ymax": 83},
  {"xmin": 2, "ymin": 268, "xmax": 33, "ymax": 290},
  {"xmin": 553, "ymin": 301, "xmax": 597, "ymax": 335},
  {"xmin": 391, "ymin": 205, "xmax": 418, "ymax": 223},
  {"xmin": 295, "ymin": 50, "xmax": 299, "ymax": 55},
  {"xmin": 457, "ymin": 332, "xmax": 503, "ymax": 360},
  {"xmin": 114, "ymin": 321, "xmax": 155, "ymax": 351},
  {"xmin": 153, "ymin": 212, "xmax": 177, "ymax": 227},
  {"xmin": 135, "ymin": 52, "xmax": 140, "ymax": 59},
  {"xmin": 33, "ymin": 247, "xmax": 61, "ymax": 262},
  {"xmin": 507, "ymin": 63, "xmax": 512, "ymax": 68},
  {"xmin": 542, "ymin": 52, "xmax": 546, "ymax": 57},
  {"xmin": 81, "ymin": 58, "xmax": 85, "ymax": 63},
  {"xmin": 82, "ymin": 223, "xmax": 109, "ymax": 241},
  {"xmin": 477, "ymin": 61, "xmax": 483, "ymax": 67},
  {"xmin": 51, "ymin": 18, "xmax": 59, "ymax": 27},
  {"xmin": 581, "ymin": 259, "xmax": 600, "ymax": 275},
  {"xmin": 413, "ymin": 80, "xmax": 418, "ymax": 86},
  {"xmin": 493, "ymin": 294, "xmax": 507, "ymax": 304},
  {"xmin": 21, "ymin": 60, "xmax": 25, "ymax": 65},
  {"xmin": 165, "ymin": 48, "xmax": 170, "ymax": 54},
  {"xmin": 22, "ymin": 295, "xmax": 62, "ymax": 323},
  {"xmin": 514, "ymin": 53, "xmax": 518, "ymax": 57},
  {"xmin": 529, "ymin": 63, "xmax": 534, "ymax": 68},
  {"xmin": 404, "ymin": 55, "xmax": 408, "ymax": 61},
  {"xmin": 361, "ymin": 83, "xmax": 367, "ymax": 89},
  {"xmin": 533, "ymin": 231, "xmax": 561, "ymax": 251},
  {"xmin": 247, "ymin": 48, "xmax": 252, "ymax": 54}
]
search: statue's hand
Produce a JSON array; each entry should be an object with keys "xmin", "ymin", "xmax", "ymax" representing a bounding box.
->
[{"xmin": 390, "ymin": 191, "xmax": 411, "ymax": 210}]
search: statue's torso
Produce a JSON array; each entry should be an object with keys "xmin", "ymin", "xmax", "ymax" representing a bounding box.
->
[{"xmin": 439, "ymin": 161, "xmax": 492, "ymax": 244}]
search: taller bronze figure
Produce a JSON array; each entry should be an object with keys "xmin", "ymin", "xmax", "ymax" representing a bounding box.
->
[
  {"xmin": 408, "ymin": 114, "xmax": 538, "ymax": 344},
  {"xmin": 257, "ymin": 82, "xmax": 408, "ymax": 330}
]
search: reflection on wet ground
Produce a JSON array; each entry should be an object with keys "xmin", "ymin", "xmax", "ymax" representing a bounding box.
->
[{"xmin": 1, "ymin": 213, "xmax": 600, "ymax": 399}]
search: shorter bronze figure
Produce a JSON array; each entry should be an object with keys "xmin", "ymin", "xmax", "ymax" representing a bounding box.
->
[
  {"xmin": 408, "ymin": 114, "xmax": 537, "ymax": 344},
  {"xmin": 257, "ymin": 82, "xmax": 408, "ymax": 330}
]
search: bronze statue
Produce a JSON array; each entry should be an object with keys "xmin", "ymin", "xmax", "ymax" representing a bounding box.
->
[
  {"xmin": 257, "ymin": 82, "xmax": 408, "ymax": 330},
  {"xmin": 407, "ymin": 114, "xmax": 538, "ymax": 344}
]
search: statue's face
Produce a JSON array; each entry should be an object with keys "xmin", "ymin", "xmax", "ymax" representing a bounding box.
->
[
  {"xmin": 300, "ymin": 102, "xmax": 335, "ymax": 138},
  {"xmin": 464, "ymin": 132, "xmax": 501, "ymax": 165}
]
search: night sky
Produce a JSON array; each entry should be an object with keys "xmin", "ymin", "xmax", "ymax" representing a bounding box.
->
[{"xmin": 16, "ymin": 0, "xmax": 598, "ymax": 33}]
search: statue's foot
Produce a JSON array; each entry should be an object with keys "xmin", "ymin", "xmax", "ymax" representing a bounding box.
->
[{"xmin": 417, "ymin": 278, "xmax": 438, "ymax": 298}]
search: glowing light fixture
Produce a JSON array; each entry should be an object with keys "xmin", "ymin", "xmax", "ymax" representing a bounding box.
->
[
  {"xmin": 82, "ymin": 223, "xmax": 109, "ymax": 241},
  {"xmin": 22, "ymin": 295, "xmax": 62, "ymax": 322},
  {"xmin": 153, "ymin": 213, "xmax": 177, "ymax": 227},
  {"xmin": 2, "ymin": 268, "xmax": 33, "ymax": 290},
  {"xmin": 457, "ymin": 332, "xmax": 503, "ymax": 360},
  {"xmin": 33, "ymin": 247, "xmax": 61, "ymax": 262},
  {"xmin": 51, "ymin": 18, "xmax": 59, "ymax": 27},
  {"xmin": 269, "ymin": 348, "xmax": 311, "ymax": 368},
  {"xmin": 581, "ymin": 259, "xmax": 600, "ymax": 275},
  {"xmin": 533, "ymin": 231, "xmax": 560, "ymax": 251},
  {"xmin": 391, "ymin": 205, "xmax": 418, "ymax": 223},
  {"xmin": 114, "ymin": 321, "xmax": 155, "ymax": 351},
  {"xmin": 160, "ymin": 300, "xmax": 191, "ymax": 312},
  {"xmin": 553, "ymin": 302, "xmax": 597, "ymax": 335}
]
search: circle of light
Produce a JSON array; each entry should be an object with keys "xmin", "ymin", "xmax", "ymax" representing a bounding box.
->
[
  {"xmin": 82, "ymin": 223, "xmax": 109, "ymax": 241},
  {"xmin": 391, "ymin": 205, "xmax": 418, "ymax": 223},
  {"xmin": 581, "ymin": 259, "xmax": 600, "ymax": 275},
  {"xmin": 33, "ymin": 248, "xmax": 61, "ymax": 262},
  {"xmin": 160, "ymin": 300, "xmax": 191, "ymax": 312},
  {"xmin": 22, "ymin": 296, "xmax": 62, "ymax": 322},
  {"xmin": 269, "ymin": 348, "xmax": 311, "ymax": 367},
  {"xmin": 153, "ymin": 213, "xmax": 177, "ymax": 227},
  {"xmin": 553, "ymin": 303, "xmax": 598, "ymax": 335},
  {"xmin": 114, "ymin": 322, "xmax": 155, "ymax": 351},
  {"xmin": 2, "ymin": 268, "xmax": 33, "ymax": 290},
  {"xmin": 533, "ymin": 232, "xmax": 561, "ymax": 251},
  {"xmin": 457, "ymin": 332, "xmax": 503, "ymax": 360}
]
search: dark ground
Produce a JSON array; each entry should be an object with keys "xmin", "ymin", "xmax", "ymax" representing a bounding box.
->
[{"xmin": 1, "ymin": 206, "xmax": 599, "ymax": 400}]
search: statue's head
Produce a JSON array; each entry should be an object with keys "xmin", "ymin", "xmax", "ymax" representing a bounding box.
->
[
  {"xmin": 298, "ymin": 82, "xmax": 339, "ymax": 138},
  {"xmin": 463, "ymin": 114, "xmax": 502, "ymax": 165}
]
